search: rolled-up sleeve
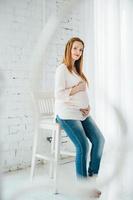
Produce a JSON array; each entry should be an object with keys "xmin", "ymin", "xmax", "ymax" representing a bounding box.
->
[{"xmin": 55, "ymin": 66, "xmax": 72, "ymax": 101}]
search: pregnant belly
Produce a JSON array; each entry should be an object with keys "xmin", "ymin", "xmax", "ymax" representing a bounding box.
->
[{"xmin": 68, "ymin": 91, "xmax": 89, "ymax": 108}]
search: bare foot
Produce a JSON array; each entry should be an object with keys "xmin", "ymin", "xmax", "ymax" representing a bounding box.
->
[{"xmin": 89, "ymin": 188, "xmax": 101, "ymax": 198}]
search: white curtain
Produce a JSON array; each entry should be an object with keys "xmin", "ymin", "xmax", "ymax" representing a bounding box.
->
[{"xmin": 84, "ymin": 0, "xmax": 133, "ymax": 199}]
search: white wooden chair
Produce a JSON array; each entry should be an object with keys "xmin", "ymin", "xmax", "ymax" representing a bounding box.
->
[{"xmin": 30, "ymin": 91, "xmax": 75, "ymax": 193}]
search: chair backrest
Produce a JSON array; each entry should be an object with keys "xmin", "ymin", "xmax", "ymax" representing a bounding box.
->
[{"xmin": 32, "ymin": 91, "xmax": 55, "ymax": 117}]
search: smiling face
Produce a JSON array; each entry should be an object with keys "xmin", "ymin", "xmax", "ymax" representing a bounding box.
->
[{"xmin": 71, "ymin": 41, "xmax": 84, "ymax": 62}]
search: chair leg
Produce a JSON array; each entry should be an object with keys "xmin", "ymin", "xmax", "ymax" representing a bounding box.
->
[
  {"xmin": 49, "ymin": 129, "xmax": 55, "ymax": 178},
  {"xmin": 53, "ymin": 125, "xmax": 61, "ymax": 194},
  {"xmin": 30, "ymin": 129, "xmax": 38, "ymax": 182}
]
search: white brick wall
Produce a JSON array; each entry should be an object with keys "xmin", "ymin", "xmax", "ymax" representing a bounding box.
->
[
  {"xmin": 43, "ymin": 0, "xmax": 85, "ymax": 90},
  {"xmin": 0, "ymin": 0, "xmax": 45, "ymax": 172},
  {"xmin": 0, "ymin": 0, "xmax": 85, "ymax": 172}
]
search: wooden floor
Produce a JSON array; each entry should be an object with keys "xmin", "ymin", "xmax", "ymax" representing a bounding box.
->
[{"xmin": 1, "ymin": 158, "xmax": 132, "ymax": 200}]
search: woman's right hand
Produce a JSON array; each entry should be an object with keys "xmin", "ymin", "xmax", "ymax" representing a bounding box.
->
[
  {"xmin": 70, "ymin": 81, "xmax": 86, "ymax": 96},
  {"xmin": 77, "ymin": 81, "xmax": 86, "ymax": 92}
]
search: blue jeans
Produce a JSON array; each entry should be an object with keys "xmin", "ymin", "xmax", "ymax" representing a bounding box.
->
[{"xmin": 56, "ymin": 115, "xmax": 105, "ymax": 178}]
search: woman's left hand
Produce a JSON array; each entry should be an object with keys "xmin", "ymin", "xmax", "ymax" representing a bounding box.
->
[{"xmin": 80, "ymin": 105, "xmax": 91, "ymax": 117}]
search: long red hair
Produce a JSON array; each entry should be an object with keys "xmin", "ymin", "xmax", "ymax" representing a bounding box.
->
[{"xmin": 63, "ymin": 37, "xmax": 88, "ymax": 85}]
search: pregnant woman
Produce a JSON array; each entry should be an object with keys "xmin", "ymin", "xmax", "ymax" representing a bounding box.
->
[{"xmin": 54, "ymin": 37, "xmax": 105, "ymax": 198}]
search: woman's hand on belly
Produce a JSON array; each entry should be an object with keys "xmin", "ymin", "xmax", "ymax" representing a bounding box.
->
[{"xmin": 80, "ymin": 105, "xmax": 91, "ymax": 117}]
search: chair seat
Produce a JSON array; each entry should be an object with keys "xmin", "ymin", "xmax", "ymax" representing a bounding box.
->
[{"xmin": 40, "ymin": 116, "xmax": 60, "ymax": 130}]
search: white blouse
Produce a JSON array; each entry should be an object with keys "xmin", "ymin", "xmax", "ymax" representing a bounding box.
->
[{"xmin": 54, "ymin": 63, "xmax": 90, "ymax": 120}]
